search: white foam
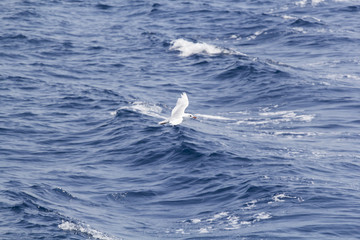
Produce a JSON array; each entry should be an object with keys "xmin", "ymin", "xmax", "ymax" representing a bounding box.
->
[
  {"xmin": 325, "ymin": 74, "xmax": 360, "ymax": 82},
  {"xmin": 273, "ymin": 131, "xmax": 317, "ymax": 137},
  {"xmin": 236, "ymin": 119, "xmax": 269, "ymax": 125},
  {"xmin": 273, "ymin": 193, "xmax": 287, "ymax": 202},
  {"xmin": 58, "ymin": 221, "xmax": 120, "ymax": 240},
  {"xmin": 207, "ymin": 212, "xmax": 229, "ymax": 222},
  {"xmin": 240, "ymin": 220, "xmax": 252, "ymax": 225},
  {"xmin": 191, "ymin": 218, "xmax": 201, "ymax": 224},
  {"xmin": 236, "ymin": 110, "xmax": 315, "ymax": 125},
  {"xmin": 229, "ymin": 111, "xmax": 249, "ymax": 115},
  {"xmin": 170, "ymin": 39, "xmax": 245, "ymax": 57},
  {"xmin": 130, "ymin": 101, "xmax": 162, "ymax": 115},
  {"xmin": 111, "ymin": 101, "xmax": 165, "ymax": 120},
  {"xmin": 282, "ymin": 15, "xmax": 297, "ymax": 20},
  {"xmin": 297, "ymin": 114, "xmax": 314, "ymax": 122},
  {"xmin": 196, "ymin": 114, "xmax": 234, "ymax": 121},
  {"xmin": 243, "ymin": 200, "xmax": 257, "ymax": 210},
  {"xmin": 259, "ymin": 110, "xmax": 293, "ymax": 116},
  {"xmin": 227, "ymin": 215, "xmax": 240, "ymax": 226},
  {"xmin": 230, "ymin": 35, "xmax": 241, "ymax": 40},
  {"xmin": 259, "ymin": 110, "xmax": 314, "ymax": 123},
  {"xmin": 295, "ymin": 0, "xmax": 324, "ymax": 7},
  {"xmin": 292, "ymin": 27, "xmax": 307, "ymax": 34},
  {"xmin": 268, "ymin": 193, "xmax": 298, "ymax": 204},
  {"xmin": 182, "ymin": 209, "xmax": 274, "ymax": 234},
  {"xmin": 254, "ymin": 212, "xmax": 272, "ymax": 221},
  {"xmin": 175, "ymin": 228, "xmax": 186, "ymax": 234},
  {"xmin": 198, "ymin": 228, "xmax": 210, "ymax": 234},
  {"xmin": 308, "ymin": 16, "xmax": 322, "ymax": 22},
  {"xmin": 295, "ymin": 0, "xmax": 307, "ymax": 7},
  {"xmin": 247, "ymin": 30, "xmax": 264, "ymax": 41},
  {"xmin": 223, "ymin": 212, "xmax": 271, "ymax": 230},
  {"xmin": 170, "ymin": 39, "xmax": 227, "ymax": 57},
  {"xmin": 311, "ymin": 0, "xmax": 324, "ymax": 6}
]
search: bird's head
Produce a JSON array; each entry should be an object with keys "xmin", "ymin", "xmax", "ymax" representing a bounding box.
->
[{"xmin": 185, "ymin": 113, "xmax": 197, "ymax": 119}]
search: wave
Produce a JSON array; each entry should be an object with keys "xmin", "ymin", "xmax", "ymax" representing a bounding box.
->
[
  {"xmin": 95, "ymin": 3, "xmax": 114, "ymax": 10},
  {"xmin": 195, "ymin": 114, "xmax": 235, "ymax": 121},
  {"xmin": 169, "ymin": 38, "xmax": 246, "ymax": 57},
  {"xmin": 236, "ymin": 110, "xmax": 315, "ymax": 126},
  {"xmin": 174, "ymin": 210, "xmax": 272, "ymax": 235},
  {"xmin": 295, "ymin": 0, "xmax": 324, "ymax": 7},
  {"xmin": 111, "ymin": 101, "xmax": 165, "ymax": 120},
  {"xmin": 58, "ymin": 220, "xmax": 121, "ymax": 240},
  {"xmin": 290, "ymin": 18, "xmax": 324, "ymax": 28},
  {"xmin": 111, "ymin": 101, "xmax": 236, "ymax": 124},
  {"xmin": 340, "ymin": 5, "xmax": 360, "ymax": 12}
]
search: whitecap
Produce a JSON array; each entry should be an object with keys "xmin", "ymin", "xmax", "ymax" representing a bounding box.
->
[
  {"xmin": 111, "ymin": 101, "xmax": 164, "ymax": 120},
  {"xmin": 198, "ymin": 227, "xmax": 210, "ymax": 234},
  {"xmin": 247, "ymin": 30, "xmax": 264, "ymax": 41},
  {"xmin": 311, "ymin": 0, "xmax": 324, "ymax": 6},
  {"xmin": 227, "ymin": 215, "xmax": 240, "ymax": 226},
  {"xmin": 268, "ymin": 193, "xmax": 298, "ymax": 204},
  {"xmin": 282, "ymin": 15, "xmax": 297, "ymax": 20},
  {"xmin": 260, "ymin": 110, "xmax": 314, "ymax": 123},
  {"xmin": 295, "ymin": 0, "xmax": 324, "ymax": 7},
  {"xmin": 170, "ymin": 39, "xmax": 227, "ymax": 57},
  {"xmin": 175, "ymin": 228, "xmax": 186, "ymax": 234},
  {"xmin": 169, "ymin": 38, "xmax": 246, "ymax": 57},
  {"xmin": 209, "ymin": 211, "xmax": 229, "ymax": 221},
  {"xmin": 254, "ymin": 212, "xmax": 272, "ymax": 221},
  {"xmin": 58, "ymin": 220, "xmax": 120, "ymax": 240},
  {"xmin": 240, "ymin": 220, "xmax": 252, "ymax": 225},
  {"xmin": 273, "ymin": 131, "xmax": 317, "ymax": 138},
  {"xmin": 272, "ymin": 193, "xmax": 287, "ymax": 202},
  {"xmin": 292, "ymin": 27, "xmax": 307, "ymax": 34},
  {"xmin": 236, "ymin": 110, "xmax": 314, "ymax": 126},
  {"xmin": 191, "ymin": 218, "xmax": 201, "ymax": 224},
  {"xmin": 243, "ymin": 199, "xmax": 257, "ymax": 210},
  {"xmin": 295, "ymin": 0, "xmax": 307, "ymax": 7},
  {"xmin": 230, "ymin": 34, "xmax": 241, "ymax": 40}
]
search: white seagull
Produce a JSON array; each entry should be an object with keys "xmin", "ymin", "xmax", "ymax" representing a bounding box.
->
[{"xmin": 159, "ymin": 92, "xmax": 196, "ymax": 125}]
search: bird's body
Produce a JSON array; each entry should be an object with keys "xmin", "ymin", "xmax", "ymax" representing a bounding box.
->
[{"xmin": 159, "ymin": 92, "xmax": 196, "ymax": 125}]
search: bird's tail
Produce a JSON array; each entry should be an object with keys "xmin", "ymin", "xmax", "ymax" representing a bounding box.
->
[{"xmin": 158, "ymin": 120, "xmax": 169, "ymax": 125}]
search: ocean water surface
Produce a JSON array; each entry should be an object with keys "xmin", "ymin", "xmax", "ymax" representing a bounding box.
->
[{"xmin": 1, "ymin": 0, "xmax": 360, "ymax": 239}]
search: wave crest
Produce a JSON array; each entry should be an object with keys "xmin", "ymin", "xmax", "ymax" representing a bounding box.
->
[{"xmin": 170, "ymin": 38, "xmax": 245, "ymax": 57}]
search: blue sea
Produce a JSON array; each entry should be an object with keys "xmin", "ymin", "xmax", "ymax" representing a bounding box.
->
[{"xmin": 1, "ymin": 0, "xmax": 360, "ymax": 239}]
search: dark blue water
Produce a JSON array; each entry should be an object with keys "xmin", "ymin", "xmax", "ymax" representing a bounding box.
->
[{"xmin": 1, "ymin": 0, "xmax": 360, "ymax": 239}]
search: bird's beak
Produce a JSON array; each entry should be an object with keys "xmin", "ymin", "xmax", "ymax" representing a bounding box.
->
[{"xmin": 192, "ymin": 116, "xmax": 197, "ymax": 119}]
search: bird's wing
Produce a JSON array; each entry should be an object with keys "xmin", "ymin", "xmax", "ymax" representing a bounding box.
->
[{"xmin": 169, "ymin": 92, "xmax": 189, "ymax": 124}]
